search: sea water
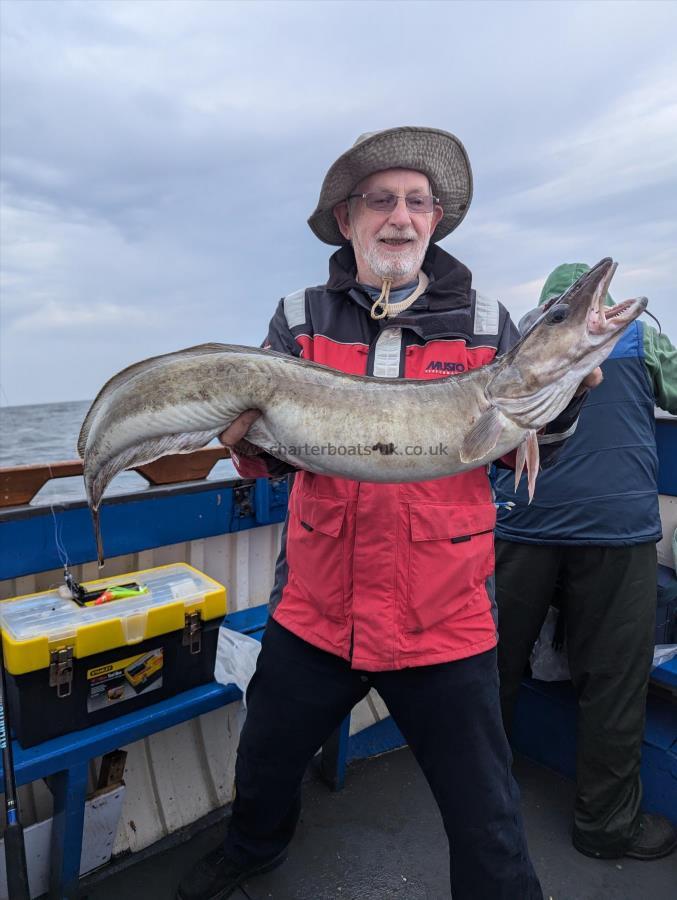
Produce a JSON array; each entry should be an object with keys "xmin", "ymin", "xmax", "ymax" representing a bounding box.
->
[{"xmin": 0, "ymin": 399, "xmax": 237, "ymax": 505}]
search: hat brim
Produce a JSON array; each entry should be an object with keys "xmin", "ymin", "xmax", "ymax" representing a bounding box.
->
[{"xmin": 307, "ymin": 126, "xmax": 473, "ymax": 246}]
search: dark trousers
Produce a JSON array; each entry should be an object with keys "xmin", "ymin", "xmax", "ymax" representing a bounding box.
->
[
  {"xmin": 495, "ymin": 539, "xmax": 657, "ymax": 856},
  {"xmin": 224, "ymin": 617, "xmax": 543, "ymax": 900}
]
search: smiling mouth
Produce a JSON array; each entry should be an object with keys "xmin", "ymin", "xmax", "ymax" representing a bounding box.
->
[{"xmin": 380, "ymin": 238, "xmax": 412, "ymax": 246}]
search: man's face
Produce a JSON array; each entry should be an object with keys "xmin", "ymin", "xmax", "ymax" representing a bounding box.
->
[{"xmin": 333, "ymin": 168, "xmax": 443, "ymax": 287}]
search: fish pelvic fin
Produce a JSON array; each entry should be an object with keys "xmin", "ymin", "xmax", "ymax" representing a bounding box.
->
[
  {"xmin": 514, "ymin": 440, "xmax": 527, "ymax": 492},
  {"xmin": 460, "ymin": 407, "xmax": 506, "ymax": 464},
  {"xmin": 514, "ymin": 430, "xmax": 540, "ymax": 501}
]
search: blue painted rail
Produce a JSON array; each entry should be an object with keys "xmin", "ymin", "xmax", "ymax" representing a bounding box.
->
[{"xmin": 0, "ymin": 476, "xmax": 290, "ymax": 580}]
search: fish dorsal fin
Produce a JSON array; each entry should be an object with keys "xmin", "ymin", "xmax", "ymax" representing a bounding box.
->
[
  {"xmin": 459, "ymin": 407, "xmax": 505, "ymax": 464},
  {"xmin": 77, "ymin": 343, "xmax": 231, "ymax": 457}
]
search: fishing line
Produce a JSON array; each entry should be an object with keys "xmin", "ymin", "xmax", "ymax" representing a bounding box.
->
[
  {"xmin": 50, "ymin": 505, "xmax": 70, "ymax": 571},
  {"xmin": 47, "ymin": 466, "xmax": 70, "ymax": 569},
  {"xmin": 45, "ymin": 463, "xmax": 77, "ymax": 597},
  {"xmin": 641, "ymin": 308, "xmax": 662, "ymax": 334}
]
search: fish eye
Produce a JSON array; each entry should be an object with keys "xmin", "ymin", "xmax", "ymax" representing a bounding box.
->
[{"xmin": 546, "ymin": 304, "xmax": 569, "ymax": 325}]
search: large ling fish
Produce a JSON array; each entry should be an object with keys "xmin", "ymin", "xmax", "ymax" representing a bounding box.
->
[{"xmin": 79, "ymin": 258, "xmax": 646, "ymax": 565}]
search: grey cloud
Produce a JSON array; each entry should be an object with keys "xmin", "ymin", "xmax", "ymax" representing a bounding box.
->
[{"xmin": 1, "ymin": 0, "xmax": 676, "ymax": 405}]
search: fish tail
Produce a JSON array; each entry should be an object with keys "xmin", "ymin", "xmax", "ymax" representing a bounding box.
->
[{"xmin": 92, "ymin": 507, "xmax": 106, "ymax": 569}]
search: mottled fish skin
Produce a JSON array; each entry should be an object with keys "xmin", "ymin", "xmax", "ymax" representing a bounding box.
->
[{"xmin": 79, "ymin": 259, "xmax": 647, "ymax": 566}]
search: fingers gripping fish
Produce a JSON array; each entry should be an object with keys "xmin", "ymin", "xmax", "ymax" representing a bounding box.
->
[{"xmin": 79, "ymin": 259, "xmax": 647, "ymax": 565}]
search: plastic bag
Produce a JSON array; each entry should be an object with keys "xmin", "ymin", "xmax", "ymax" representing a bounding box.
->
[
  {"xmin": 529, "ymin": 606, "xmax": 571, "ymax": 682},
  {"xmin": 213, "ymin": 626, "xmax": 261, "ymax": 710},
  {"xmin": 652, "ymin": 644, "xmax": 677, "ymax": 670}
]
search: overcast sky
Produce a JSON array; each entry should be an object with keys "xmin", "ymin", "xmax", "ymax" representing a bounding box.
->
[{"xmin": 1, "ymin": 0, "xmax": 676, "ymax": 407}]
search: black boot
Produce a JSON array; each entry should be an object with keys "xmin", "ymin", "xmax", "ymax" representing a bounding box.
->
[
  {"xmin": 624, "ymin": 814, "xmax": 677, "ymax": 861},
  {"xmin": 176, "ymin": 845, "xmax": 287, "ymax": 900},
  {"xmin": 573, "ymin": 813, "xmax": 677, "ymax": 861}
]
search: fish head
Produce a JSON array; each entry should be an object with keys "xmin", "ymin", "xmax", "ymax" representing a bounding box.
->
[{"xmin": 487, "ymin": 258, "xmax": 647, "ymax": 428}]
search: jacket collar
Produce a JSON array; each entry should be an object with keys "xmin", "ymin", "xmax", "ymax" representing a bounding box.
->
[{"xmin": 326, "ymin": 243, "xmax": 473, "ymax": 312}]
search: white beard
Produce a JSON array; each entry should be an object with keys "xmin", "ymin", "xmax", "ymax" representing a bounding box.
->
[{"xmin": 354, "ymin": 228, "xmax": 429, "ymax": 282}]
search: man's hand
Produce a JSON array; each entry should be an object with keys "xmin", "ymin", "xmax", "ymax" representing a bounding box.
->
[
  {"xmin": 219, "ymin": 409, "xmax": 263, "ymax": 454},
  {"xmin": 575, "ymin": 366, "xmax": 603, "ymax": 396}
]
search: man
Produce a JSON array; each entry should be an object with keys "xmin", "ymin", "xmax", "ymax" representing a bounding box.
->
[
  {"xmin": 494, "ymin": 262, "xmax": 677, "ymax": 862},
  {"xmin": 177, "ymin": 127, "xmax": 592, "ymax": 900}
]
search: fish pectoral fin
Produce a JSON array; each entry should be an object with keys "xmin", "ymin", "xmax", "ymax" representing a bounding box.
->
[
  {"xmin": 459, "ymin": 407, "xmax": 505, "ymax": 464},
  {"xmin": 514, "ymin": 430, "xmax": 540, "ymax": 501}
]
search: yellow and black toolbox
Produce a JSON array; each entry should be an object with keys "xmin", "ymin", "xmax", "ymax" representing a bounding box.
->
[{"xmin": 0, "ymin": 563, "xmax": 226, "ymax": 747}]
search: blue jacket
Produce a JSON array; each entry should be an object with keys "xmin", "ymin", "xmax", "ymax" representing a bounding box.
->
[{"xmin": 494, "ymin": 260, "xmax": 677, "ymax": 546}]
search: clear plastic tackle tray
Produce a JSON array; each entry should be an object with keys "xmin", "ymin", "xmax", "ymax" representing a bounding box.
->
[{"xmin": 0, "ymin": 563, "xmax": 226, "ymax": 675}]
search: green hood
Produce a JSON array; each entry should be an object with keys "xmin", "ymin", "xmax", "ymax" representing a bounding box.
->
[{"xmin": 539, "ymin": 262, "xmax": 615, "ymax": 307}]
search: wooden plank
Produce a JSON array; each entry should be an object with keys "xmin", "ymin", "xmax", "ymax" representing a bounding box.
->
[
  {"xmin": 0, "ymin": 448, "xmax": 232, "ymax": 508},
  {"xmin": 134, "ymin": 447, "xmax": 230, "ymax": 485},
  {"xmin": 0, "ymin": 460, "xmax": 82, "ymax": 507}
]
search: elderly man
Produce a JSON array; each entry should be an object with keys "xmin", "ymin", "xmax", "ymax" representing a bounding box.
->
[{"xmin": 177, "ymin": 127, "xmax": 588, "ymax": 900}]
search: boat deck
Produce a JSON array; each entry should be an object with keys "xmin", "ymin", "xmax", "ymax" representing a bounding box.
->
[{"xmin": 80, "ymin": 748, "xmax": 677, "ymax": 900}]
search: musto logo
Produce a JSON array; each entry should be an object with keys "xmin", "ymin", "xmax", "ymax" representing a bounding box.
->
[{"xmin": 424, "ymin": 361, "xmax": 466, "ymax": 374}]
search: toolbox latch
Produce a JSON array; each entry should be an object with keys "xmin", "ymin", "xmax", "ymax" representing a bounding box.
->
[
  {"xmin": 183, "ymin": 611, "xmax": 202, "ymax": 655},
  {"xmin": 49, "ymin": 647, "xmax": 74, "ymax": 698}
]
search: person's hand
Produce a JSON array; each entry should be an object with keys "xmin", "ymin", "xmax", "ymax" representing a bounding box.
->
[
  {"xmin": 574, "ymin": 366, "xmax": 603, "ymax": 396},
  {"xmin": 219, "ymin": 409, "xmax": 263, "ymax": 455}
]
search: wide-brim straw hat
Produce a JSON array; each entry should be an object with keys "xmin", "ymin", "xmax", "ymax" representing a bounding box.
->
[{"xmin": 308, "ymin": 126, "xmax": 473, "ymax": 246}]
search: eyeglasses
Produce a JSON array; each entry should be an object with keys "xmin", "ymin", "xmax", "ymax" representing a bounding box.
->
[{"xmin": 346, "ymin": 191, "xmax": 440, "ymax": 214}]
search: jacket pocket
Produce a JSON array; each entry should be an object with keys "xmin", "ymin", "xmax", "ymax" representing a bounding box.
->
[
  {"xmin": 405, "ymin": 504, "xmax": 496, "ymax": 633},
  {"xmin": 286, "ymin": 494, "xmax": 348, "ymax": 623}
]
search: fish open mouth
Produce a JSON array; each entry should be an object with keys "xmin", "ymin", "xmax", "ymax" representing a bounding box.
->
[
  {"xmin": 586, "ymin": 261, "xmax": 647, "ymax": 337},
  {"xmin": 602, "ymin": 298, "xmax": 645, "ymax": 325},
  {"xmin": 590, "ymin": 295, "xmax": 648, "ymax": 336}
]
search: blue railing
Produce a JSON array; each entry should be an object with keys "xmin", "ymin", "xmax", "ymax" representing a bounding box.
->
[{"xmin": 0, "ymin": 476, "xmax": 290, "ymax": 580}]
